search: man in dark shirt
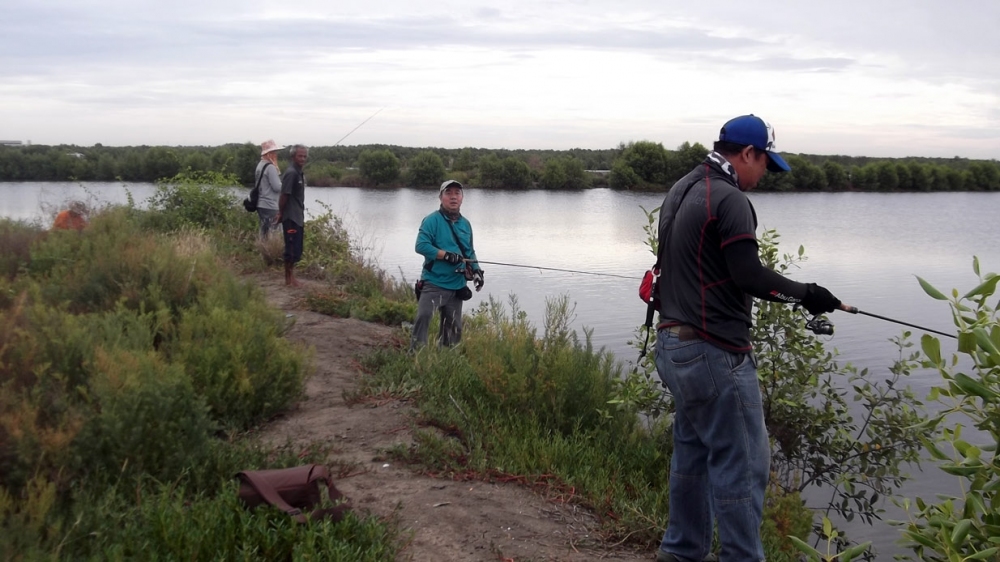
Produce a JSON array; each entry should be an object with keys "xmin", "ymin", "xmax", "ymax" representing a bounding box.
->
[
  {"xmin": 654, "ymin": 115, "xmax": 841, "ymax": 562},
  {"xmin": 277, "ymin": 144, "xmax": 308, "ymax": 287}
]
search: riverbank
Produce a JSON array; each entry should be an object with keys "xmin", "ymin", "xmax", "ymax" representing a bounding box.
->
[{"xmin": 248, "ymin": 270, "xmax": 652, "ymax": 561}]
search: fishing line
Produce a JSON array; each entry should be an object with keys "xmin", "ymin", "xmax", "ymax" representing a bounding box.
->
[
  {"xmin": 465, "ymin": 259, "xmax": 642, "ymax": 280},
  {"xmin": 840, "ymin": 305, "xmax": 956, "ymax": 339},
  {"xmin": 333, "ymin": 107, "xmax": 385, "ymax": 146},
  {"xmin": 463, "ymin": 263, "xmax": 958, "ymax": 339}
]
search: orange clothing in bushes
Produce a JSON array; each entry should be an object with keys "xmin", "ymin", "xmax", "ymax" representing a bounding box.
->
[{"xmin": 53, "ymin": 210, "xmax": 87, "ymax": 231}]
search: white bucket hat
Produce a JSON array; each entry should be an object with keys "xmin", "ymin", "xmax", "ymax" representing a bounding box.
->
[{"xmin": 260, "ymin": 139, "xmax": 285, "ymax": 156}]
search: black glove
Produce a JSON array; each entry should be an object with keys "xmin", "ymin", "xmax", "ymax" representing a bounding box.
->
[
  {"xmin": 801, "ymin": 283, "xmax": 841, "ymax": 315},
  {"xmin": 472, "ymin": 269, "xmax": 484, "ymax": 291},
  {"xmin": 442, "ymin": 251, "xmax": 463, "ymax": 265}
]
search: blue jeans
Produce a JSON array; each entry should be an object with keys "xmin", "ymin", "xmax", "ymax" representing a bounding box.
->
[{"xmin": 655, "ymin": 329, "xmax": 769, "ymax": 562}]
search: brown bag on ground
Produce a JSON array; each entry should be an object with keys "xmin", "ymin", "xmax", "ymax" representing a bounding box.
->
[{"xmin": 236, "ymin": 464, "xmax": 349, "ymax": 523}]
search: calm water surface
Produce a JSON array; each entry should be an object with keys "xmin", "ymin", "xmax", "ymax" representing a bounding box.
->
[{"xmin": 4, "ymin": 181, "xmax": 1000, "ymax": 555}]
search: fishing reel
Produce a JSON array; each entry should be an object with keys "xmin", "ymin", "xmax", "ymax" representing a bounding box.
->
[
  {"xmin": 795, "ymin": 305, "xmax": 835, "ymax": 336},
  {"xmin": 806, "ymin": 315, "xmax": 835, "ymax": 336}
]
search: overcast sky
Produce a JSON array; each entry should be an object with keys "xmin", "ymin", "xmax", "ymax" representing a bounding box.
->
[{"xmin": 2, "ymin": 0, "xmax": 998, "ymax": 159}]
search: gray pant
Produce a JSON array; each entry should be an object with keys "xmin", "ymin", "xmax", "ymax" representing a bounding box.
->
[
  {"xmin": 410, "ymin": 282, "xmax": 464, "ymax": 349},
  {"xmin": 257, "ymin": 208, "xmax": 278, "ymax": 239}
]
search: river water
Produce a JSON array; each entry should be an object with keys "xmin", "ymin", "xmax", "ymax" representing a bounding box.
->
[{"xmin": 4, "ymin": 181, "xmax": 999, "ymax": 555}]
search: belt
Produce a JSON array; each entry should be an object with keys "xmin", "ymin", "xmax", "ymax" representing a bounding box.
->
[{"xmin": 660, "ymin": 324, "xmax": 702, "ymax": 341}]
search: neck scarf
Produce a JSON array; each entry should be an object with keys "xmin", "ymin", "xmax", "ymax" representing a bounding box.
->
[
  {"xmin": 706, "ymin": 151, "xmax": 740, "ymax": 186},
  {"xmin": 439, "ymin": 205, "xmax": 461, "ymax": 221}
]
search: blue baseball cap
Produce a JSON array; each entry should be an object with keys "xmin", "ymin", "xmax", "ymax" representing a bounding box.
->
[{"xmin": 718, "ymin": 115, "xmax": 791, "ymax": 173}]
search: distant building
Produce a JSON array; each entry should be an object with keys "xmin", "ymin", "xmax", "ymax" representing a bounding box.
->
[{"xmin": 0, "ymin": 140, "xmax": 23, "ymax": 146}]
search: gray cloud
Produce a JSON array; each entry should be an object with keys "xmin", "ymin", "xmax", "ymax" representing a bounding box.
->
[
  {"xmin": 2, "ymin": 9, "xmax": 768, "ymax": 77},
  {"xmin": 1, "ymin": 1, "xmax": 997, "ymax": 158}
]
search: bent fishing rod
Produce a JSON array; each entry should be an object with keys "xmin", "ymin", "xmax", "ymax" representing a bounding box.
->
[{"xmin": 463, "ymin": 259, "xmax": 642, "ymax": 280}]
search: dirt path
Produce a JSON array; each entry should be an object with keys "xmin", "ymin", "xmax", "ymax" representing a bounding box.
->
[{"xmin": 250, "ymin": 272, "xmax": 653, "ymax": 562}]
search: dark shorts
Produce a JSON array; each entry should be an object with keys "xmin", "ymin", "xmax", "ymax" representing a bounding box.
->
[{"xmin": 282, "ymin": 219, "xmax": 304, "ymax": 263}]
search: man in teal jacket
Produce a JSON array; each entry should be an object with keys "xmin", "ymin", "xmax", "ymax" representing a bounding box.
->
[{"xmin": 410, "ymin": 180, "xmax": 484, "ymax": 349}]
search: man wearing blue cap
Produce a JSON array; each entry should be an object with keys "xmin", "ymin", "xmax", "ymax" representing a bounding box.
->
[{"xmin": 653, "ymin": 115, "xmax": 841, "ymax": 562}]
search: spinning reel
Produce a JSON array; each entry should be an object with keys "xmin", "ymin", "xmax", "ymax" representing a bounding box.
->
[{"xmin": 794, "ymin": 305, "xmax": 835, "ymax": 336}]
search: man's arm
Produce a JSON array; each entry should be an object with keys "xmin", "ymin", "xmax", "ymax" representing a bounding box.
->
[
  {"xmin": 415, "ymin": 217, "xmax": 440, "ymax": 260},
  {"xmin": 723, "ymin": 240, "xmax": 840, "ymax": 314},
  {"xmin": 416, "ymin": 215, "xmax": 463, "ymax": 263},
  {"xmin": 723, "ymin": 239, "xmax": 808, "ymax": 304},
  {"xmin": 276, "ymin": 193, "xmax": 288, "ymax": 222},
  {"xmin": 276, "ymin": 169, "xmax": 295, "ymax": 222},
  {"xmin": 265, "ymin": 164, "xmax": 282, "ymax": 194}
]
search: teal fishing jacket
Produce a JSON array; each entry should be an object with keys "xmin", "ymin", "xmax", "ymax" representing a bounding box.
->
[{"xmin": 415, "ymin": 208, "xmax": 481, "ymax": 291}]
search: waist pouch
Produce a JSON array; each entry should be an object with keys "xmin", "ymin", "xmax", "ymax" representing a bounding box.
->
[{"xmin": 638, "ymin": 266, "xmax": 661, "ymax": 310}]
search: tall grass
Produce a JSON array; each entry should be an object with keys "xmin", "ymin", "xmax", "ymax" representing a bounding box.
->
[{"xmin": 358, "ymin": 295, "xmax": 812, "ymax": 556}]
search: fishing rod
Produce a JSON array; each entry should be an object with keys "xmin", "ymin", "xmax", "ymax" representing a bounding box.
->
[
  {"xmin": 802, "ymin": 304, "xmax": 955, "ymax": 339},
  {"xmin": 838, "ymin": 304, "xmax": 956, "ymax": 339},
  {"xmin": 464, "ymin": 259, "xmax": 642, "ymax": 280},
  {"xmin": 333, "ymin": 107, "xmax": 385, "ymax": 146}
]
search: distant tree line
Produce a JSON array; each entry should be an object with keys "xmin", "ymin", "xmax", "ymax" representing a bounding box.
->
[{"xmin": 1, "ymin": 141, "xmax": 998, "ymax": 192}]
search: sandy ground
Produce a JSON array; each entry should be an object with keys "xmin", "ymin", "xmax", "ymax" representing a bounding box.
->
[{"xmin": 250, "ymin": 272, "xmax": 655, "ymax": 562}]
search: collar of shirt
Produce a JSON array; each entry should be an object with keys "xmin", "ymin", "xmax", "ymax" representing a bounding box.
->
[{"xmin": 705, "ymin": 151, "xmax": 739, "ymax": 186}]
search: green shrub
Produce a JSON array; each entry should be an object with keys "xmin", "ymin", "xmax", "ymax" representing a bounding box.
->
[
  {"xmin": 166, "ymin": 278, "xmax": 306, "ymax": 430},
  {"xmin": 143, "ymin": 170, "xmax": 248, "ymax": 232},
  {"xmin": 306, "ymin": 161, "xmax": 345, "ymax": 187},
  {"xmin": 28, "ymin": 208, "xmax": 215, "ymax": 317},
  {"xmin": 0, "ymin": 293, "xmax": 97, "ymax": 494},
  {"xmin": 71, "ymin": 348, "xmax": 216, "ymax": 488},
  {"xmin": 298, "ymin": 203, "xmax": 352, "ymax": 278},
  {"xmin": 0, "ymin": 219, "xmax": 43, "ymax": 280},
  {"xmin": 68, "ymin": 481, "xmax": 397, "ymax": 561},
  {"xmin": 898, "ymin": 258, "xmax": 1000, "ymax": 559},
  {"xmin": 754, "ymin": 229, "xmax": 929, "ymax": 538}
]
